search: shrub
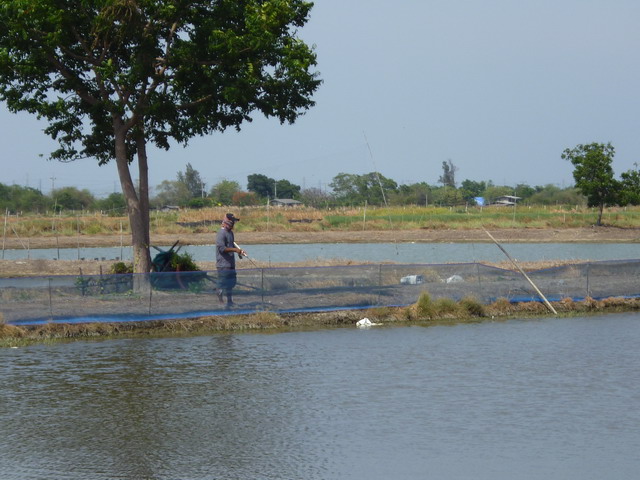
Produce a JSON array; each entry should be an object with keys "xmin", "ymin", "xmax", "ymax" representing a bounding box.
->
[
  {"xmin": 433, "ymin": 297, "xmax": 463, "ymax": 318},
  {"xmin": 110, "ymin": 262, "xmax": 133, "ymax": 274},
  {"xmin": 415, "ymin": 292, "xmax": 436, "ymax": 319},
  {"xmin": 459, "ymin": 296, "xmax": 487, "ymax": 317},
  {"xmin": 170, "ymin": 252, "xmax": 199, "ymax": 272}
]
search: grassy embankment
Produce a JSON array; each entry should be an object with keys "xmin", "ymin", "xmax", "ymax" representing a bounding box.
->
[
  {"xmin": 2, "ymin": 293, "xmax": 640, "ymax": 348},
  {"xmin": 4, "ymin": 204, "xmax": 640, "ymax": 239}
]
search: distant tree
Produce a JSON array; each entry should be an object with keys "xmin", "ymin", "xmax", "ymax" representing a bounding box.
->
[
  {"xmin": 619, "ymin": 167, "xmax": 640, "ymax": 206},
  {"xmin": 0, "ymin": 184, "xmax": 49, "ymax": 213},
  {"xmin": 232, "ymin": 191, "xmax": 260, "ymax": 206},
  {"xmin": 0, "ymin": 0, "xmax": 320, "ymax": 272},
  {"xmin": 483, "ymin": 185, "xmax": 515, "ymax": 204},
  {"xmin": 187, "ymin": 197, "xmax": 209, "ymax": 209},
  {"xmin": 247, "ymin": 174, "xmax": 276, "ymax": 198},
  {"xmin": 438, "ymin": 160, "xmax": 458, "ymax": 188},
  {"xmin": 299, "ymin": 187, "xmax": 332, "ymax": 208},
  {"xmin": 527, "ymin": 185, "xmax": 585, "ymax": 205},
  {"xmin": 328, "ymin": 173, "xmax": 360, "ymax": 204},
  {"xmin": 153, "ymin": 180, "xmax": 191, "ymax": 207},
  {"xmin": 52, "ymin": 187, "xmax": 95, "ymax": 211},
  {"xmin": 460, "ymin": 179, "xmax": 486, "ymax": 202},
  {"xmin": 514, "ymin": 183, "xmax": 537, "ymax": 202},
  {"xmin": 429, "ymin": 185, "xmax": 463, "ymax": 206},
  {"xmin": 177, "ymin": 163, "xmax": 205, "ymax": 199},
  {"xmin": 275, "ymin": 179, "xmax": 301, "ymax": 199},
  {"xmin": 329, "ymin": 172, "xmax": 397, "ymax": 206},
  {"xmin": 562, "ymin": 143, "xmax": 619, "ymax": 225},
  {"xmin": 392, "ymin": 182, "xmax": 431, "ymax": 205},
  {"xmin": 210, "ymin": 180, "xmax": 241, "ymax": 206},
  {"xmin": 95, "ymin": 192, "xmax": 127, "ymax": 214}
]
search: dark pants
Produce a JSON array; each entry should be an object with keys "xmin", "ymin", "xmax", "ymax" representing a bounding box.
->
[{"xmin": 217, "ymin": 268, "xmax": 237, "ymax": 303}]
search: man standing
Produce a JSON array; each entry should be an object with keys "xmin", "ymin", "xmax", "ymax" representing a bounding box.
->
[{"xmin": 215, "ymin": 213, "xmax": 247, "ymax": 307}]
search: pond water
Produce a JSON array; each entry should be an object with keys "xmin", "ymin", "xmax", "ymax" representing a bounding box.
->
[
  {"xmin": 2, "ymin": 313, "xmax": 639, "ymax": 480},
  {"xmin": 2, "ymin": 242, "xmax": 640, "ymax": 264}
]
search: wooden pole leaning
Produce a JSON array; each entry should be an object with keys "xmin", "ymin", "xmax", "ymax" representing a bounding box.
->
[{"xmin": 484, "ymin": 228, "xmax": 558, "ymax": 315}]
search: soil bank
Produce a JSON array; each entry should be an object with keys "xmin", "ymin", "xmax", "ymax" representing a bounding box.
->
[{"xmin": 2, "ymin": 226, "xmax": 640, "ymax": 250}]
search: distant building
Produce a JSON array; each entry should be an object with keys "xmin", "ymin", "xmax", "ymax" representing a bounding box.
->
[
  {"xmin": 270, "ymin": 198, "xmax": 302, "ymax": 207},
  {"xmin": 489, "ymin": 195, "xmax": 521, "ymax": 206}
]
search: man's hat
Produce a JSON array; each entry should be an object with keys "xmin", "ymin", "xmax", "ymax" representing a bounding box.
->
[{"xmin": 226, "ymin": 213, "xmax": 240, "ymax": 222}]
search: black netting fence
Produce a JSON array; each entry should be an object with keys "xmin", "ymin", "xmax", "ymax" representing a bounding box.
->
[{"xmin": 2, "ymin": 260, "xmax": 640, "ymax": 326}]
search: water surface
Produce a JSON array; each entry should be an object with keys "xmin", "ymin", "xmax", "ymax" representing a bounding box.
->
[
  {"xmin": 2, "ymin": 314, "xmax": 639, "ymax": 479},
  {"xmin": 3, "ymin": 242, "xmax": 640, "ymax": 264}
]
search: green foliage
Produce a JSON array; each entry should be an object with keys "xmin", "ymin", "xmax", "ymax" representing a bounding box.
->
[
  {"xmin": 275, "ymin": 179, "xmax": 301, "ymax": 199},
  {"xmin": 527, "ymin": 185, "xmax": 585, "ymax": 205},
  {"xmin": 95, "ymin": 193, "xmax": 127, "ymax": 214},
  {"xmin": 211, "ymin": 180, "xmax": 241, "ymax": 205},
  {"xmin": 562, "ymin": 143, "xmax": 619, "ymax": 225},
  {"xmin": 483, "ymin": 185, "xmax": 516, "ymax": 204},
  {"xmin": 52, "ymin": 187, "xmax": 95, "ymax": 211},
  {"xmin": 153, "ymin": 180, "xmax": 192, "ymax": 207},
  {"xmin": 438, "ymin": 160, "xmax": 457, "ymax": 188},
  {"xmin": 433, "ymin": 297, "xmax": 463, "ymax": 317},
  {"xmin": 247, "ymin": 174, "xmax": 301, "ymax": 200},
  {"xmin": 110, "ymin": 262, "xmax": 134, "ymax": 274},
  {"xmin": 619, "ymin": 169, "xmax": 640, "ymax": 206},
  {"xmin": 0, "ymin": 184, "xmax": 50, "ymax": 212},
  {"xmin": 0, "ymin": 0, "xmax": 321, "ymax": 271},
  {"xmin": 459, "ymin": 297, "xmax": 487, "ymax": 317},
  {"xmin": 329, "ymin": 172, "xmax": 398, "ymax": 206},
  {"xmin": 415, "ymin": 293, "xmax": 436, "ymax": 318},
  {"xmin": 459, "ymin": 179, "xmax": 486, "ymax": 202},
  {"xmin": 248, "ymin": 174, "xmax": 276, "ymax": 198},
  {"xmin": 429, "ymin": 185, "xmax": 464, "ymax": 206},
  {"xmin": 177, "ymin": 163, "xmax": 205, "ymax": 199},
  {"xmin": 170, "ymin": 252, "xmax": 200, "ymax": 272}
]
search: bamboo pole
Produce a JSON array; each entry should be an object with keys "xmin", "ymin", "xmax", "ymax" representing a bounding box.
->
[
  {"xmin": 2, "ymin": 208, "xmax": 7, "ymax": 259},
  {"xmin": 484, "ymin": 228, "xmax": 557, "ymax": 315}
]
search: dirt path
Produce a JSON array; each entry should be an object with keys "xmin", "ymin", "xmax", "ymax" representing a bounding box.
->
[{"xmin": 3, "ymin": 226, "xmax": 640, "ymax": 250}]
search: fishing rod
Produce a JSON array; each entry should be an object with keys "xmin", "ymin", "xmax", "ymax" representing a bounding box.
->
[{"xmin": 234, "ymin": 241, "xmax": 260, "ymax": 268}]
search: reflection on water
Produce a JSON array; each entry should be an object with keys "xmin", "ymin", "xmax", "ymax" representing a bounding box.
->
[
  {"xmin": 3, "ymin": 242, "xmax": 640, "ymax": 264},
  {"xmin": 2, "ymin": 314, "xmax": 640, "ymax": 480}
]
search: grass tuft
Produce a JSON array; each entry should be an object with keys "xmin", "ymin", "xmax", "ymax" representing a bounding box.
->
[{"xmin": 459, "ymin": 296, "xmax": 487, "ymax": 317}]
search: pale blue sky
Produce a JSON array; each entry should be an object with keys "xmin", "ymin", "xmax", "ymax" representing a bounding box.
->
[{"xmin": 1, "ymin": 0, "xmax": 639, "ymax": 197}]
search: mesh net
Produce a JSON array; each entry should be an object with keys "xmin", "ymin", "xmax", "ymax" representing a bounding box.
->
[{"xmin": 2, "ymin": 260, "xmax": 640, "ymax": 326}]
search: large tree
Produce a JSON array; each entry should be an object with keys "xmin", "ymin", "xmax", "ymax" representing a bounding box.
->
[
  {"xmin": 562, "ymin": 142, "xmax": 619, "ymax": 225},
  {"xmin": 0, "ymin": 0, "xmax": 320, "ymax": 272}
]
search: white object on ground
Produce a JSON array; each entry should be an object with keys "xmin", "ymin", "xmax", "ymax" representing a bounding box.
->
[
  {"xmin": 446, "ymin": 274, "xmax": 464, "ymax": 283},
  {"xmin": 400, "ymin": 274, "xmax": 424, "ymax": 285},
  {"xmin": 356, "ymin": 318, "xmax": 380, "ymax": 328}
]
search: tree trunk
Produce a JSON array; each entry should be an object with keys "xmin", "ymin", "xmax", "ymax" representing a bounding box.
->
[
  {"xmin": 597, "ymin": 203, "xmax": 604, "ymax": 226},
  {"xmin": 113, "ymin": 122, "xmax": 152, "ymax": 273}
]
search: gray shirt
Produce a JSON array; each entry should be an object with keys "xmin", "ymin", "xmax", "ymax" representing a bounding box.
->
[{"xmin": 215, "ymin": 228, "xmax": 236, "ymax": 269}]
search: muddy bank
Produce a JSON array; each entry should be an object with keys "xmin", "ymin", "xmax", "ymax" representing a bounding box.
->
[{"xmin": 2, "ymin": 296, "xmax": 639, "ymax": 348}]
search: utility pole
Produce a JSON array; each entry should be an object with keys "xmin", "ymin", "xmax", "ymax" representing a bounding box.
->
[{"xmin": 50, "ymin": 175, "xmax": 56, "ymax": 193}]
